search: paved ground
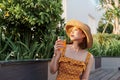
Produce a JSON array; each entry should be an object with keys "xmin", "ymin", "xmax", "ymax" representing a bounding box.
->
[
  {"xmin": 48, "ymin": 68, "xmax": 120, "ymax": 80},
  {"xmin": 89, "ymin": 68, "xmax": 120, "ymax": 80}
]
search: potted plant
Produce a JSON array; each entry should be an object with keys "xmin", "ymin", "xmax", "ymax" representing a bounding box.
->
[{"xmin": 89, "ymin": 33, "xmax": 120, "ymax": 70}]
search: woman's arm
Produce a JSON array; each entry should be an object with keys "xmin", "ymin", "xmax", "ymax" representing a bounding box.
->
[
  {"xmin": 50, "ymin": 39, "xmax": 64, "ymax": 74},
  {"xmin": 50, "ymin": 50, "xmax": 61, "ymax": 74},
  {"xmin": 81, "ymin": 54, "xmax": 94, "ymax": 80}
]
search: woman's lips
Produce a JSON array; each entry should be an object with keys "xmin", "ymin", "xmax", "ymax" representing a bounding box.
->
[{"xmin": 70, "ymin": 35, "xmax": 74, "ymax": 37}]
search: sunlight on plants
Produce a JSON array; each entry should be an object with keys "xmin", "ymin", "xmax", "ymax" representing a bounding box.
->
[{"xmin": 89, "ymin": 33, "xmax": 120, "ymax": 57}]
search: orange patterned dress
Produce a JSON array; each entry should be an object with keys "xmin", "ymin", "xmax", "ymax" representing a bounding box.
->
[{"xmin": 56, "ymin": 50, "xmax": 91, "ymax": 80}]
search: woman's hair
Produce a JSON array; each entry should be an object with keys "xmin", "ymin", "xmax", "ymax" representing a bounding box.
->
[{"xmin": 78, "ymin": 36, "xmax": 87, "ymax": 49}]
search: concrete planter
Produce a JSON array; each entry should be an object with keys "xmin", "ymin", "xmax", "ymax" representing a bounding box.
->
[
  {"xmin": 95, "ymin": 57, "xmax": 101, "ymax": 69},
  {"xmin": 94, "ymin": 57, "xmax": 120, "ymax": 70},
  {"xmin": 101, "ymin": 57, "xmax": 120, "ymax": 70},
  {"xmin": 89, "ymin": 57, "xmax": 101, "ymax": 72},
  {"xmin": 0, "ymin": 59, "xmax": 50, "ymax": 80}
]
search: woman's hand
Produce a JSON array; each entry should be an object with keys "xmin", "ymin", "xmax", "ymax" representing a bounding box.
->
[{"xmin": 54, "ymin": 39, "xmax": 65, "ymax": 57}]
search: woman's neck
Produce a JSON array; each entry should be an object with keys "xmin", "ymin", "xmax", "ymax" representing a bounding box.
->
[{"xmin": 72, "ymin": 41, "xmax": 82, "ymax": 52}]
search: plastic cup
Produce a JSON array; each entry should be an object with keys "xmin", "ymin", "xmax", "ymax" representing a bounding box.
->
[{"xmin": 58, "ymin": 36, "xmax": 66, "ymax": 50}]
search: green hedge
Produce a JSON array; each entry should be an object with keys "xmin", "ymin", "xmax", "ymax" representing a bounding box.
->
[
  {"xmin": 89, "ymin": 33, "xmax": 120, "ymax": 57},
  {"xmin": 0, "ymin": 0, "xmax": 63, "ymax": 60}
]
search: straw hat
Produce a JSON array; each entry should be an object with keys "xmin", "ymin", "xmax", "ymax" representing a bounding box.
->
[{"xmin": 65, "ymin": 19, "xmax": 93, "ymax": 48}]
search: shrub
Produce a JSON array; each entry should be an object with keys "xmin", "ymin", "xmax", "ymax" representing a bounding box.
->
[
  {"xmin": 0, "ymin": 0, "xmax": 63, "ymax": 60},
  {"xmin": 89, "ymin": 33, "xmax": 120, "ymax": 57}
]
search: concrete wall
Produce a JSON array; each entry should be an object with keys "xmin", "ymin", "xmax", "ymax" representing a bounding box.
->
[
  {"xmin": 62, "ymin": 0, "xmax": 103, "ymax": 34},
  {"xmin": 101, "ymin": 57, "xmax": 120, "ymax": 70}
]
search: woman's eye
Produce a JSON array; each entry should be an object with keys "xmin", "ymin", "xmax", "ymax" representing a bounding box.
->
[{"xmin": 74, "ymin": 29, "xmax": 78, "ymax": 31}]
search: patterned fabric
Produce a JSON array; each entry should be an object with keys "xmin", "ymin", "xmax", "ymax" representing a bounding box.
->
[{"xmin": 56, "ymin": 50, "xmax": 91, "ymax": 80}]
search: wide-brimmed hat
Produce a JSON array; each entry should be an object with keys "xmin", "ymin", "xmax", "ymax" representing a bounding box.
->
[{"xmin": 65, "ymin": 19, "xmax": 93, "ymax": 48}]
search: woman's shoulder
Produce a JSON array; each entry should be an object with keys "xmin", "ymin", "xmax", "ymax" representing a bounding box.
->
[
  {"xmin": 85, "ymin": 52, "xmax": 94, "ymax": 65},
  {"xmin": 87, "ymin": 52, "xmax": 94, "ymax": 63},
  {"xmin": 85, "ymin": 52, "xmax": 94, "ymax": 60},
  {"xmin": 88, "ymin": 52, "xmax": 94, "ymax": 58}
]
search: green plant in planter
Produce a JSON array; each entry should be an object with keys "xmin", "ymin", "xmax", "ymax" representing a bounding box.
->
[
  {"xmin": 0, "ymin": 0, "xmax": 63, "ymax": 60},
  {"xmin": 0, "ymin": 30, "xmax": 57, "ymax": 60},
  {"xmin": 38, "ymin": 31, "xmax": 57, "ymax": 59},
  {"xmin": 89, "ymin": 33, "xmax": 120, "ymax": 57}
]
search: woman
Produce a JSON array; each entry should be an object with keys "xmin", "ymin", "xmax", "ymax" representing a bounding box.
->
[{"xmin": 50, "ymin": 19, "xmax": 94, "ymax": 80}]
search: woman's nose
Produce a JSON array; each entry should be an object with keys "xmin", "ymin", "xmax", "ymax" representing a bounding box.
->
[
  {"xmin": 70, "ymin": 30, "xmax": 73, "ymax": 34},
  {"xmin": 70, "ymin": 30, "xmax": 74, "ymax": 35}
]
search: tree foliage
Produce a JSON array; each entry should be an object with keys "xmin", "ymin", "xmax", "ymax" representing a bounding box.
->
[
  {"xmin": 97, "ymin": 17, "xmax": 113, "ymax": 33},
  {"xmin": 99, "ymin": 0, "xmax": 120, "ymax": 34},
  {"xmin": 0, "ymin": 0, "xmax": 63, "ymax": 60}
]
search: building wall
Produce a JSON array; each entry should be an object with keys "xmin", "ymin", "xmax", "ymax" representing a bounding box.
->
[{"xmin": 62, "ymin": 0, "xmax": 103, "ymax": 34}]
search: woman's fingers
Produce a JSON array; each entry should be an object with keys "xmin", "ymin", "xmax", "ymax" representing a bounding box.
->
[
  {"xmin": 54, "ymin": 40, "xmax": 64, "ymax": 50},
  {"xmin": 56, "ymin": 45, "xmax": 64, "ymax": 49},
  {"xmin": 54, "ymin": 44, "xmax": 64, "ymax": 50}
]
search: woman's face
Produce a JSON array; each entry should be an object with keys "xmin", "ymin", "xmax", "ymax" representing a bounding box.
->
[{"xmin": 70, "ymin": 27, "xmax": 85, "ymax": 41}]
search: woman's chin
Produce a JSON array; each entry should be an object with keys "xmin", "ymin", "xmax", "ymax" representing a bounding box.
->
[
  {"xmin": 71, "ymin": 39, "xmax": 76, "ymax": 41},
  {"xmin": 71, "ymin": 38, "xmax": 83, "ymax": 42}
]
